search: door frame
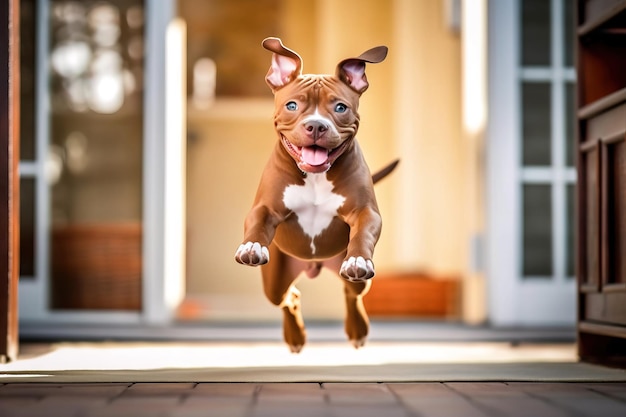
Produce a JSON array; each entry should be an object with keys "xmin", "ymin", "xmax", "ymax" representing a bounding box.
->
[{"xmin": 1, "ymin": 0, "xmax": 20, "ymax": 363}]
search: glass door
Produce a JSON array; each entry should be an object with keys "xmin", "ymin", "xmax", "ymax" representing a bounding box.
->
[
  {"xmin": 20, "ymin": 0, "xmax": 145, "ymax": 319},
  {"xmin": 19, "ymin": 0, "xmax": 182, "ymax": 325},
  {"xmin": 46, "ymin": 0, "xmax": 145, "ymax": 311}
]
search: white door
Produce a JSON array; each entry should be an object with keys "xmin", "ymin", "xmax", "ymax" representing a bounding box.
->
[{"xmin": 486, "ymin": 0, "xmax": 576, "ymax": 326}]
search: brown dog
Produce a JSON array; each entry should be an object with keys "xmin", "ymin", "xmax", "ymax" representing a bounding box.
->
[{"xmin": 235, "ymin": 37, "xmax": 397, "ymax": 352}]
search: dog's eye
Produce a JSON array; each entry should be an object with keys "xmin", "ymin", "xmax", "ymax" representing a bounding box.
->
[
  {"xmin": 334, "ymin": 103, "xmax": 348, "ymax": 113},
  {"xmin": 285, "ymin": 101, "xmax": 298, "ymax": 111}
]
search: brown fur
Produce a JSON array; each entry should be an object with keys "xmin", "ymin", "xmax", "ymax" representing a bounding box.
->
[{"xmin": 235, "ymin": 38, "xmax": 396, "ymax": 352}]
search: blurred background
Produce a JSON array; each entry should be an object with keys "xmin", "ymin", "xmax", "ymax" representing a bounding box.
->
[{"xmin": 17, "ymin": 0, "xmax": 579, "ymax": 334}]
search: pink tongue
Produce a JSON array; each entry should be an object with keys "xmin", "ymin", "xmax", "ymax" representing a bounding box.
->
[{"xmin": 301, "ymin": 146, "xmax": 329, "ymax": 166}]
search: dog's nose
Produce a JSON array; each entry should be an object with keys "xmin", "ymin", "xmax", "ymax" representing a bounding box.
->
[{"xmin": 304, "ymin": 120, "xmax": 328, "ymax": 138}]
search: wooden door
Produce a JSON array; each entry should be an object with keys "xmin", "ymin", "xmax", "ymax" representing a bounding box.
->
[
  {"xmin": 576, "ymin": 0, "xmax": 626, "ymax": 365},
  {"xmin": 0, "ymin": 0, "xmax": 20, "ymax": 363}
]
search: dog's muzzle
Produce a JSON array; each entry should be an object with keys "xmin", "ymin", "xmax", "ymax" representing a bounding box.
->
[{"xmin": 281, "ymin": 135, "xmax": 351, "ymax": 174}]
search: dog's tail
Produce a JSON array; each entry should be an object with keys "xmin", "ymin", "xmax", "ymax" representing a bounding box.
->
[{"xmin": 372, "ymin": 159, "xmax": 400, "ymax": 184}]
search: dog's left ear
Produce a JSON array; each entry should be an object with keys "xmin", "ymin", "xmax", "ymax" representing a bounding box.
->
[
  {"xmin": 336, "ymin": 46, "xmax": 388, "ymax": 94},
  {"xmin": 262, "ymin": 37, "xmax": 303, "ymax": 91}
]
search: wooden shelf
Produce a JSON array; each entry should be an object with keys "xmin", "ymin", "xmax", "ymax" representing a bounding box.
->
[
  {"xmin": 576, "ymin": 0, "xmax": 626, "ymax": 367},
  {"xmin": 578, "ymin": 0, "xmax": 626, "ymax": 36},
  {"xmin": 579, "ymin": 321, "xmax": 626, "ymax": 339},
  {"xmin": 578, "ymin": 86, "xmax": 626, "ymax": 119}
]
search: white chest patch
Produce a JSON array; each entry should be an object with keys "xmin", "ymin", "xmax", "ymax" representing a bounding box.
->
[{"xmin": 282, "ymin": 173, "xmax": 346, "ymax": 254}]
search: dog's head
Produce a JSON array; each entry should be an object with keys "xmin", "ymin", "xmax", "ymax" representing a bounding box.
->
[{"xmin": 262, "ymin": 37, "xmax": 387, "ymax": 174}]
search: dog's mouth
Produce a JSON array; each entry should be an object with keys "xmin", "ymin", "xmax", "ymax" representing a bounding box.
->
[{"xmin": 281, "ymin": 136, "xmax": 350, "ymax": 174}]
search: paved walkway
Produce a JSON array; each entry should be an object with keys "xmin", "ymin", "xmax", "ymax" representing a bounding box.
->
[{"xmin": 1, "ymin": 381, "xmax": 626, "ymax": 417}]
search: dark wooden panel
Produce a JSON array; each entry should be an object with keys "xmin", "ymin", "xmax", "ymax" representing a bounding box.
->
[
  {"xmin": 579, "ymin": 326, "xmax": 626, "ymax": 365},
  {"xmin": 584, "ymin": 292, "xmax": 626, "ymax": 325},
  {"xmin": 580, "ymin": 144, "xmax": 601, "ymax": 291},
  {"xmin": 603, "ymin": 138, "xmax": 626, "ymax": 289},
  {"xmin": 584, "ymin": 101, "xmax": 626, "ymax": 136},
  {"xmin": 576, "ymin": 0, "xmax": 626, "ymax": 367}
]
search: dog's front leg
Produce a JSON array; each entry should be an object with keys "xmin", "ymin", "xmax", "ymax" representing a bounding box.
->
[
  {"xmin": 235, "ymin": 205, "xmax": 281, "ymax": 266},
  {"xmin": 340, "ymin": 206, "xmax": 382, "ymax": 281}
]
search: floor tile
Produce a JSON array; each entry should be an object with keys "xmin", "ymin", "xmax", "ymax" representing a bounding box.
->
[
  {"xmin": 250, "ymin": 403, "xmax": 333, "ymax": 417},
  {"xmin": 123, "ymin": 382, "xmax": 197, "ymax": 395},
  {"xmin": 327, "ymin": 404, "xmax": 410, "ymax": 417},
  {"xmin": 586, "ymin": 382, "xmax": 626, "ymax": 400},
  {"xmin": 505, "ymin": 383, "xmax": 626, "ymax": 417},
  {"xmin": 402, "ymin": 396, "xmax": 492, "ymax": 417},
  {"xmin": 323, "ymin": 383, "xmax": 398, "ymax": 405},
  {"xmin": 174, "ymin": 404, "xmax": 251, "ymax": 417},
  {"xmin": 111, "ymin": 395, "xmax": 183, "ymax": 406},
  {"xmin": 57, "ymin": 383, "xmax": 131, "ymax": 396},
  {"xmin": 190, "ymin": 382, "xmax": 258, "ymax": 397},
  {"xmin": 83, "ymin": 405, "xmax": 174, "ymax": 417},
  {"xmin": 0, "ymin": 383, "xmax": 64, "ymax": 397},
  {"xmin": 257, "ymin": 382, "xmax": 326, "ymax": 403}
]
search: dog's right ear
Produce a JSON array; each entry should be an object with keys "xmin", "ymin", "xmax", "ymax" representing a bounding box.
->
[{"xmin": 262, "ymin": 37, "xmax": 302, "ymax": 91}]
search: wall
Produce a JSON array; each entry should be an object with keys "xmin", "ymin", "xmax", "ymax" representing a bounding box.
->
[{"xmin": 390, "ymin": 0, "xmax": 464, "ymax": 275}]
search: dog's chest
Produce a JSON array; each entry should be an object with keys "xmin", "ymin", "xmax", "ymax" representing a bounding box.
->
[{"xmin": 282, "ymin": 173, "xmax": 346, "ymax": 253}]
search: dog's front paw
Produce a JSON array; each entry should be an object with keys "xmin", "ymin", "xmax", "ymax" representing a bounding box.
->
[
  {"xmin": 340, "ymin": 256, "xmax": 375, "ymax": 281},
  {"xmin": 235, "ymin": 242, "xmax": 269, "ymax": 266}
]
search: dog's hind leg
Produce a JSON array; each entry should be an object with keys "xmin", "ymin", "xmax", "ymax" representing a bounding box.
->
[
  {"xmin": 343, "ymin": 279, "xmax": 372, "ymax": 348},
  {"xmin": 261, "ymin": 243, "xmax": 307, "ymax": 353},
  {"xmin": 325, "ymin": 254, "xmax": 372, "ymax": 348}
]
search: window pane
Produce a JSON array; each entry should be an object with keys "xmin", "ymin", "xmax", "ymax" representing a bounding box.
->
[
  {"xmin": 19, "ymin": 178, "xmax": 36, "ymax": 278},
  {"xmin": 565, "ymin": 82, "xmax": 576, "ymax": 167},
  {"xmin": 563, "ymin": 0, "xmax": 574, "ymax": 67},
  {"xmin": 566, "ymin": 184, "xmax": 576, "ymax": 278},
  {"xmin": 521, "ymin": 0, "xmax": 551, "ymax": 66},
  {"xmin": 522, "ymin": 82, "xmax": 552, "ymax": 166},
  {"xmin": 523, "ymin": 184, "xmax": 553, "ymax": 276},
  {"xmin": 20, "ymin": 0, "xmax": 36, "ymax": 160}
]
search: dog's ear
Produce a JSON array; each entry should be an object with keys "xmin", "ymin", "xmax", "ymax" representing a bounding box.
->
[
  {"xmin": 262, "ymin": 37, "xmax": 303, "ymax": 91},
  {"xmin": 336, "ymin": 46, "xmax": 388, "ymax": 93}
]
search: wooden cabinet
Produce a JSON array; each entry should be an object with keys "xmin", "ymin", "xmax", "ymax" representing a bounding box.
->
[{"xmin": 576, "ymin": 0, "xmax": 626, "ymax": 365}]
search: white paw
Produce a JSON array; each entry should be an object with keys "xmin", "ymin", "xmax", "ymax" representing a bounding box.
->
[
  {"xmin": 350, "ymin": 337, "xmax": 367, "ymax": 349},
  {"xmin": 289, "ymin": 344, "xmax": 303, "ymax": 354},
  {"xmin": 340, "ymin": 256, "xmax": 375, "ymax": 281},
  {"xmin": 234, "ymin": 242, "xmax": 269, "ymax": 266}
]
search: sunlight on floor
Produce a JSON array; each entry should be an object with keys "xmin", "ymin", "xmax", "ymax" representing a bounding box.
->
[{"xmin": 1, "ymin": 341, "xmax": 576, "ymax": 373}]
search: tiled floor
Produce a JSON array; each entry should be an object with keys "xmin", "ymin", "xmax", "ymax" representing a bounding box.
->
[
  {"xmin": 2, "ymin": 324, "xmax": 623, "ymax": 416},
  {"xmin": 1, "ymin": 381, "xmax": 626, "ymax": 417}
]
